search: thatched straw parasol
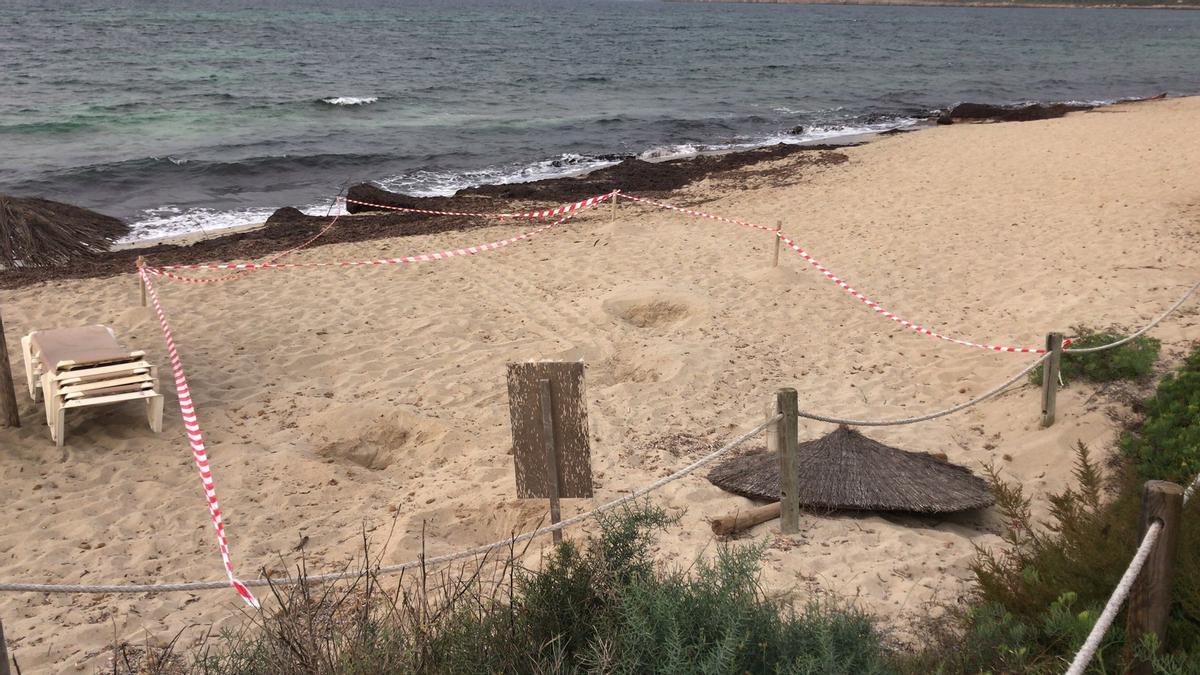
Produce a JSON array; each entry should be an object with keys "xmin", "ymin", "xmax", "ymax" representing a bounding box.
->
[
  {"xmin": 0, "ymin": 195, "xmax": 129, "ymax": 267},
  {"xmin": 706, "ymin": 426, "xmax": 993, "ymax": 514}
]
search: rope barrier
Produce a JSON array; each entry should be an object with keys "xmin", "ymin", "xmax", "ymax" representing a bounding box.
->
[
  {"xmin": 1066, "ymin": 460, "xmax": 1200, "ymax": 673},
  {"xmin": 1064, "ymin": 279, "xmax": 1200, "ymax": 354},
  {"xmin": 796, "ymin": 353, "xmax": 1050, "ymax": 427},
  {"xmin": 620, "ymin": 194, "xmax": 1047, "ymax": 354},
  {"xmin": 1065, "ymin": 521, "xmax": 1163, "ymax": 675},
  {"xmin": 0, "ymin": 414, "xmax": 777, "ymax": 595}
]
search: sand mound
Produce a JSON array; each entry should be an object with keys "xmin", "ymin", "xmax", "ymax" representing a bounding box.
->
[
  {"xmin": 602, "ymin": 289, "xmax": 702, "ymax": 329},
  {"xmin": 305, "ymin": 406, "xmax": 447, "ymax": 470}
]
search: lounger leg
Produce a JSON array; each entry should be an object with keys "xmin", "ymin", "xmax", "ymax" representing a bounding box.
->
[
  {"xmin": 52, "ymin": 406, "xmax": 65, "ymax": 447},
  {"xmin": 46, "ymin": 393, "xmax": 65, "ymax": 447},
  {"xmin": 147, "ymin": 394, "xmax": 164, "ymax": 433},
  {"xmin": 40, "ymin": 373, "xmax": 54, "ymax": 427},
  {"xmin": 21, "ymin": 335, "xmax": 38, "ymax": 402}
]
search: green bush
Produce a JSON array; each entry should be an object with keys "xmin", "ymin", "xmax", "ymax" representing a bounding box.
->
[
  {"xmin": 923, "ymin": 435, "xmax": 1200, "ymax": 673},
  {"xmin": 1120, "ymin": 347, "xmax": 1200, "ymax": 485},
  {"xmin": 189, "ymin": 503, "xmax": 895, "ymax": 674},
  {"xmin": 1029, "ymin": 330, "xmax": 1161, "ymax": 385}
]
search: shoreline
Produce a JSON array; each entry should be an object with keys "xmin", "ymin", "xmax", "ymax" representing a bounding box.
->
[{"xmin": 0, "ymin": 94, "xmax": 1181, "ymax": 290}]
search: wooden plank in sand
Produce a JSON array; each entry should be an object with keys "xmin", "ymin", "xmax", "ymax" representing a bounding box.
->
[
  {"xmin": 507, "ymin": 362, "xmax": 594, "ymax": 539},
  {"xmin": 0, "ymin": 308, "xmax": 19, "ymax": 428}
]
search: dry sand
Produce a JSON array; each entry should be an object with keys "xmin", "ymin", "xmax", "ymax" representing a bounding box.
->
[{"xmin": 2, "ymin": 96, "xmax": 1199, "ymax": 671}]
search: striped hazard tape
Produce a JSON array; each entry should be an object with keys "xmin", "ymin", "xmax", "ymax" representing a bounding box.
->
[
  {"xmin": 337, "ymin": 189, "xmax": 617, "ymax": 220},
  {"xmin": 621, "ymin": 193, "xmax": 1046, "ymax": 354},
  {"xmin": 149, "ymin": 207, "xmax": 589, "ymax": 282},
  {"xmin": 139, "ymin": 268, "xmax": 258, "ymax": 607}
]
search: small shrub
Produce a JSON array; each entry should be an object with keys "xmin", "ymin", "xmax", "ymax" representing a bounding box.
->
[
  {"xmin": 924, "ymin": 436, "xmax": 1200, "ymax": 674},
  {"xmin": 1120, "ymin": 346, "xmax": 1200, "ymax": 485},
  {"xmin": 190, "ymin": 502, "xmax": 895, "ymax": 674},
  {"xmin": 1029, "ymin": 329, "xmax": 1160, "ymax": 385}
]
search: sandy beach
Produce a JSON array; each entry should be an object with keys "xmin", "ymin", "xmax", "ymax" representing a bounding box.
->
[{"xmin": 1, "ymin": 95, "xmax": 1198, "ymax": 671}]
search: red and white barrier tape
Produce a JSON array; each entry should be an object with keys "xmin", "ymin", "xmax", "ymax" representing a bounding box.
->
[
  {"xmin": 621, "ymin": 193, "xmax": 1046, "ymax": 354},
  {"xmin": 139, "ymin": 268, "xmax": 258, "ymax": 607},
  {"xmin": 336, "ymin": 189, "xmax": 617, "ymax": 220},
  {"xmin": 148, "ymin": 206, "xmax": 591, "ymax": 282}
]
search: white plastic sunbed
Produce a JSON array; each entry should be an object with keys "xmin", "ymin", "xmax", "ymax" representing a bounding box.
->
[{"xmin": 20, "ymin": 324, "xmax": 163, "ymax": 446}]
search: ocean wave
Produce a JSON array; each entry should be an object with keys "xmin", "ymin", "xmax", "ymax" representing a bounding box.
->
[
  {"xmin": 119, "ymin": 201, "xmax": 346, "ymax": 244},
  {"xmin": 319, "ymin": 96, "xmax": 379, "ymax": 106},
  {"xmin": 635, "ymin": 117, "xmax": 924, "ymax": 163},
  {"xmin": 376, "ymin": 153, "xmax": 624, "ymax": 198},
  {"xmin": 23, "ymin": 152, "xmax": 397, "ymax": 187}
]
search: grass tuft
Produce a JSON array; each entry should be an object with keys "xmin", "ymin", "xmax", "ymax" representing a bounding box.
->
[{"xmin": 1029, "ymin": 328, "xmax": 1160, "ymax": 385}]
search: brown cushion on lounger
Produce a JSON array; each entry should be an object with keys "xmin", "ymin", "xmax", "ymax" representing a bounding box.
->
[{"xmin": 31, "ymin": 325, "xmax": 133, "ymax": 370}]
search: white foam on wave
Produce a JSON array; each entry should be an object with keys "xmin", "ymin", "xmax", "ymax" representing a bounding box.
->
[
  {"xmin": 120, "ymin": 117, "xmax": 924, "ymax": 242},
  {"xmin": 376, "ymin": 153, "xmax": 622, "ymax": 197},
  {"xmin": 119, "ymin": 202, "xmax": 347, "ymax": 244},
  {"xmin": 321, "ymin": 96, "xmax": 379, "ymax": 106},
  {"xmin": 635, "ymin": 117, "xmax": 924, "ymax": 163}
]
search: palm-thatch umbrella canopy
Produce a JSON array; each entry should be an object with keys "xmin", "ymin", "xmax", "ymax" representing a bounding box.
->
[
  {"xmin": 0, "ymin": 195, "xmax": 129, "ymax": 267},
  {"xmin": 706, "ymin": 426, "xmax": 993, "ymax": 514}
]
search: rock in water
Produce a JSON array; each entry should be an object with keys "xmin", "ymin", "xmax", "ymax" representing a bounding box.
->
[{"xmin": 0, "ymin": 195, "xmax": 129, "ymax": 267}]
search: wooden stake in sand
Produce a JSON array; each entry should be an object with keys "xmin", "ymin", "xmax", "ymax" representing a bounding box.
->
[
  {"xmin": 507, "ymin": 362, "xmax": 593, "ymax": 545},
  {"xmin": 0, "ymin": 616, "xmax": 12, "ymax": 675},
  {"xmin": 136, "ymin": 255, "xmax": 147, "ymax": 307},
  {"xmin": 775, "ymin": 388, "xmax": 800, "ymax": 534},
  {"xmin": 1126, "ymin": 480, "xmax": 1183, "ymax": 675},
  {"xmin": 0, "ymin": 308, "xmax": 19, "ymax": 428},
  {"xmin": 610, "ymin": 192, "xmax": 618, "ymax": 223},
  {"xmin": 539, "ymin": 378, "xmax": 563, "ymax": 544},
  {"xmin": 1040, "ymin": 332, "xmax": 1064, "ymax": 427},
  {"xmin": 772, "ymin": 220, "xmax": 782, "ymax": 268}
]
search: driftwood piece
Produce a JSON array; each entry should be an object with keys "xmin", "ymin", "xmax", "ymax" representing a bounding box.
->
[{"xmin": 710, "ymin": 502, "xmax": 781, "ymax": 535}]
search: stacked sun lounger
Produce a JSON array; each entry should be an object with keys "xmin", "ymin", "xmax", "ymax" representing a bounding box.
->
[{"xmin": 20, "ymin": 324, "xmax": 163, "ymax": 446}]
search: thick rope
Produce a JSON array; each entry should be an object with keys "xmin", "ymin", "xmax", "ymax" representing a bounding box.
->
[
  {"xmin": 796, "ymin": 353, "xmax": 1050, "ymax": 427},
  {"xmin": 1064, "ymin": 521, "xmax": 1163, "ymax": 675},
  {"xmin": 0, "ymin": 415, "xmax": 778, "ymax": 595},
  {"xmin": 1066, "ymin": 464, "xmax": 1200, "ymax": 673},
  {"xmin": 1065, "ymin": 279, "xmax": 1200, "ymax": 354}
]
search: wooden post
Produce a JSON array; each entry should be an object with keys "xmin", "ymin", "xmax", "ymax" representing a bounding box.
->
[
  {"xmin": 1040, "ymin": 332, "xmax": 1063, "ymax": 427},
  {"xmin": 775, "ymin": 388, "xmax": 800, "ymax": 534},
  {"xmin": 1126, "ymin": 480, "xmax": 1183, "ymax": 674},
  {"xmin": 0, "ymin": 309, "xmax": 19, "ymax": 428},
  {"xmin": 136, "ymin": 255, "xmax": 147, "ymax": 307},
  {"xmin": 0, "ymin": 616, "xmax": 11, "ymax": 675},
  {"xmin": 772, "ymin": 220, "xmax": 782, "ymax": 268},
  {"xmin": 610, "ymin": 191, "xmax": 618, "ymax": 223},
  {"xmin": 539, "ymin": 379, "xmax": 563, "ymax": 545}
]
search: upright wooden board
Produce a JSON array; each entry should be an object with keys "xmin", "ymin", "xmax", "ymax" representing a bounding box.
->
[{"xmin": 507, "ymin": 361, "xmax": 593, "ymax": 499}]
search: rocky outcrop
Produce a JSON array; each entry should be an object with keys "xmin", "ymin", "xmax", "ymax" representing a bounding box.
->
[
  {"xmin": 936, "ymin": 101, "xmax": 1095, "ymax": 124},
  {"xmin": 935, "ymin": 93, "xmax": 1167, "ymax": 125}
]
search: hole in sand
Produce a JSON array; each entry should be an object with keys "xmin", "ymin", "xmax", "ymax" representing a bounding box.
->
[
  {"xmin": 602, "ymin": 288, "xmax": 701, "ymax": 329},
  {"xmin": 619, "ymin": 300, "xmax": 690, "ymax": 328},
  {"xmin": 303, "ymin": 406, "xmax": 447, "ymax": 470}
]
